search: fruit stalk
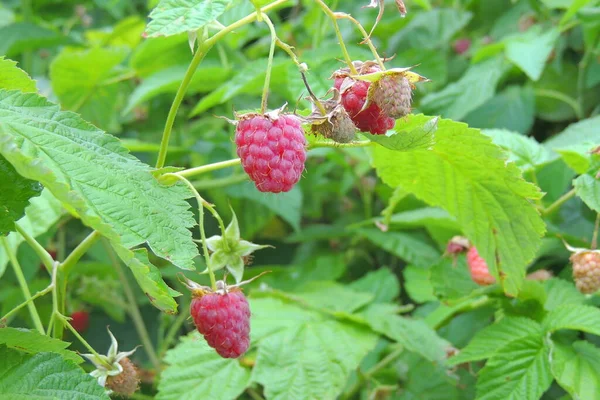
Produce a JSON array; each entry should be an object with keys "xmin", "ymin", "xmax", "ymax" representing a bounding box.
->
[
  {"xmin": 314, "ymin": 0, "xmax": 358, "ymax": 74},
  {"xmin": 260, "ymin": 14, "xmax": 278, "ymax": 114}
]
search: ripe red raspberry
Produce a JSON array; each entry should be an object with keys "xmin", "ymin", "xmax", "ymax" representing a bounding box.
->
[
  {"xmin": 190, "ymin": 289, "xmax": 251, "ymax": 358},
  {"xmin": 70, "ymin": 310, "xmax": 89, "ymax": 333},
  {"xmin": 106, "ymin": 357, "xmax": 139, "ymax": 397},
  {"xmin": 467, "ymin": 247, "xmax": 495, "ymax": 286},
  {"xmin": 235, "ymin": 113, "xmax": 306, "ymax": 193},
  {"xmin": 334, "ymin": 76, "xmax": 395, "ymax": 135},
  {"xmin": 571, "ymin": 250, "xmax": 600, "ymax": 294}
]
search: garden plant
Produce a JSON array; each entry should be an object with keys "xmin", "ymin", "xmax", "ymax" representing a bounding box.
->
[{"xmin": 0, "ymin": 0, "xmax": 600, "ymax": 399}]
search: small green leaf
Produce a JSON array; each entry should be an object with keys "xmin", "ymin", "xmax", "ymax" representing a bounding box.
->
[
  {"xmin": 505, "ymin": 27, "xmax": 559, "ymax": 81},
  {"xmin": 359, "ymin": 228, "xmax": 440, "ymax": 267},
  {"xmin": 252, "ymin": 319, "xmax": 377, "ymax": 400},
  {"xmin": 349, "ymin": 267, "xmax": 400, "ymax": 303},
  {"xmin": 552, "ymin": 341, "xmax": 600, "ymax": 400},
  {"xmin": 403, "ymin": 265, "xmax": 436, "ymax": 303},
  {"xmin": 483, "ymin": 128, "xmax": 554, "ymax": 172},
  {"xmin": 0, "ymin": 56, "xmax": 36, "ymax": 92},
  {"xmin": 544, "ymin": 116, "xmax": 600, "ymax": 157},
  {"xmin": 363, "ymin": 115, "xmax": 437, "ymax": 151},
  {"xmin": 574, "ymin": 174, "xmax": 600, "ymax": 213},
  {"xmin": 543, "ymin": 304, "xmax": 600, "ymax": 335},
  {"xmin": 146, "ymin": 0, "xmax": 233, "ymax": 38},
  {"xmin": 0, "ymin": 154, "xmax": 42, "ymax": 236},
  {"xmin": 430, "ymin": 258, "xmax": 479, "ymax": 300},
  {"xmin": 476, "ymin": 335, "xmax": 553, "ymax": 400},
  {"xmin": 0, "ymin": 328, "xmax": 82, "ymax": 364},
  {"xmin": 0, "ymin": 345, "xmax": 109, "ymax": 399},
  {"xmin": 157, "ymin": 332, "xmax": 251, "ymax": 400},
  {"xmin": 448, "ymin": 317, "xmax": 543, "ymax": 365}
]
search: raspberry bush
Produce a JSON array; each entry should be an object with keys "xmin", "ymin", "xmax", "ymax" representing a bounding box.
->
[{"xmin": 0, "ymin": 1, "xmax": 599, "ymax": 400}]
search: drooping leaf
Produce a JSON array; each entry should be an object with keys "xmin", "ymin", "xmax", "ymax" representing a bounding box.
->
[
  {"xmin": 574, "ymin": 173, "xmax": 600, "ymax": 213},
  {"xmin": 157, "ymin": 332, "xmax": 251, "ymax": 400},
  {"xmin": 292, "ymin": 281, "xmax": 374, "ymax": 313},
  {"xmin": 543, "ymin": 304, "xmax": 600, "ymax": 336},
  {"xmin": 363, "ymin": 115, "xmax": 437, "ymax": 151},
  {"xmin": 420, "ymin": 57, "xmax": 509, "ymax": 120},
  {"xmin": 146, "ymin": 0, "xmax": 232, "ymax": 38},
  {"xmin": 552, "ymin": 341, "xmax": 600, "ymax": 400},
  {"xmin": 0, "ymin": 346, "xmax": 109, "ymax": 399},
  {"xmin": 359, "ymin": 228, "xmax": 441, "ymax": 267},
  {"xmin": 350, "ymin": 267, "xmax": 400, "ymax": 303},
  {"xmin": 476, "ymin": 335, "xmax": 553, "ymax": 400},
  {"xmin": 448, "ymin": 317, "xmax": 543, "ymax": 365},
  {"xmin": 482, "ymin": 128, "xmax": 554, "ymax": 172},
  {"xmin": 0, "ymin": 328, "xmax": 82, "ymax": 364},
  {"xmin": 0, "ymin": 90, "xmax": 199, "ymax": 272},
  {"xmin": 252, "ymin": 319, "xmax": 377, "ymax": 400},
  {"xmin": 505, "ymin": 26, "xmax": 560, "ymax": 81},
  {"xmin": 0, "ymin": 154, "xmax": 42, "ymax": 236},
  {"xmin": 50, "ymin": 47, "xmax": 129, "ymax": 131},
  {"xmin": 372, "ymin": 118, "xmax": 545, "ymax": 296},
  {"xmin": 0, "ymin": 189, "xmax": 63, "ymax": 277},
  {"xmin": 0, "ymin": 56, "xmax": 36, "ymax": 92}
]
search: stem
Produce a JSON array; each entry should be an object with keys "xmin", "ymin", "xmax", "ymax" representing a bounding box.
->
[
  {"xmin": 60, "ymin": 231, "xmax": 101, "ymax": 275},
  {"xmin": 337, "ymin": 14, "xmax": 385, "ymax": 69},
  {"xmin": 159, "ymin": 306, "xmax": 190, "ymax": 357},
  {"xmin": 260, "ymin": 14, "xmax": 278, "ymax": 114},
  {"xmin": 300, "ymin": 69, "xmax": 327, "ymax": 115},
  {"xmin": 534, "ymin": 89, "xmax": 583, "ymax": 120},
  {"xmin": 21, "ymin": 0, "xmax": 33, "ymax": 73},
  {"xmin": 592, "ymin": 213, "xmax": 599, "ymax": 250},
  {"xmin": 165, "ymin": 174, "xmax": 217, "ymax": 290},
  {"xmin": 1, "ymin": 237, "xmax": 45, "ymax": 334},
  {"xmin": 576, "ymin": 37, "xmax": 598, "ymax": 117},
  {"xmin": 14, "ymin": 223, "xmax": 55, "ymax": 273},
  {"xmin": 246, "ymin": 388, "xmax": 265, "ymax": 400},
  {"xmin": 155, "ymin": 0, "xmax": 292, "ymax": 169},
  {"xmin": 1, "ymin": 283, "xmax": 53, "ymax": 325},
  {"xmin": 315, "ymin": 0, "xmax": 357, "ymax": 74},
  {"xmin": 103, "ymin": 240, "xmax": 161, "ymax": 371},
  {"xmin": 192, "ymin": 173, "xmax": 247, "ymax": 190},
  {"xmin": 58, "ymin": 313, "xmax": 112, "ymax": 367},
  {"xmin": 309, "ymin": 140, "xmax": 373, "ymax": 149},
  {"xmin": 176, "ymin": 158, "xmax": 241, "ymax": 179},
  {"xmin": 543, "ymin": 188, "xmax": 576, "ymax": 215}
]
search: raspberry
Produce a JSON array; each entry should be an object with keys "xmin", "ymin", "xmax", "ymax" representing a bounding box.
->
[
  {"xmin": 445, "ymin": 236, "xmax": 470, "ymax": 256},
  {"xmin": 571, "ymin": 250, "xmax": 600, "ymax": 294},
  {"xmin": 467, "ymin": 247, "xmax": 495, "ymax": 286},
  {"xmin": 371, "ymin": 74, "xmax": 412, "ymax": 119},
  {"xmin": 453, "ymin": 38, "xmax": 471, "ymax": 55},
  {"xmin": 105, "ymin": 357, "xmax": 139, "ymax": 397},
  {"xmin": 190, "ymin": 289, "xmax": 251, "ymax": 358},
  {"xmin": 334, "ymin": 76, "xmax": 395, "ymax": 135},
  {"xmin": 309, "ymin": 91, "xmax": 357, "ymax": 144},
  {"xmin": 70, "ymin": 310, "xmax": 89, "ymax": 333},
  {"xmin": 235, "ymin": 113, "xmax": 306, "ymax": 193}
]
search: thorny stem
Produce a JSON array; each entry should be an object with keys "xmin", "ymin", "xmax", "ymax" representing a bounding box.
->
[
  {"xmin": 14, "ymin": 223, "xmax": 55, "ymax": 274},
  {"xmin": 155, "ymin": 0, "xmax": 292, "ymax": 169},
  {"xmin": 260, "ymin": 14, "xmax": 278, "ymax": 114},
  {"xmin": 543, "ymin": 188, "xmax": 576, "ymax": 216},
  {"xmin": 103, "ymin": 240, "xmax": 161, "ymax": 371},
  {"xmin": 337, "ymin": 13, "xmax": 385, "ymax": 70},
  {"xmin": 165, "ymin": 174, "xmax": 217, "ymax": 290},
  {"xmin": 1, "ymin": 237, "xmax": 45, "ymax": 334},
  {"xmin": 315, "ymin": 0, "xmax": 358, "ymax": 74}
]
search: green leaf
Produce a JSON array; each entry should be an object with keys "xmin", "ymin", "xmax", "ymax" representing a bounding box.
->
[
  {"xmin": 349, "ymin": 267, "xmax": 400, "ymax": 303},
  {"xmin": 0, "ymin": 22, "xmax": 69, "ymax": 57},
  {"xmin": 146, "ymin": 0, "xmax": 232, "ymax": 37},
  {"xmin": 482, "ymin": 128, "xmax": 553, "ymax": 172},
  {"xmin": 50, "ymin": 47, "xmax": 129, "ymax": 131},
  {"xmin": 0, "ymin": 154, "xmax": 42, "ymax": 236},
  {"xmin": 543, "ymin": 304, "xmax": 600, "ymax": 335},
  {"xmin": 252, "ymin": 319, "xmax": 377, "ymax": 400},
  {"xmin": 574, "ymin": 174, "xmax": 600, "ymax": 212},
  {"xmin": 403, "ymin": 265, "xmax": 436, "ymax": 303},
  {"xmin": 0, "ymin": 57, "xmax": 36, "ymax": 92},
  {"xmin": 420, "ymin": 57, "xmax": 509, "ymax": 120},
  {"xmin": 112, "ymin": 246, "xmax": 181, "ymax": 314},
  {"xmin": 505, "ymin": 27, "xmax": 560, "ymax": 81},
  {"xmin": 0, "ymin": 328, "xmax": 82, "ymax": 364},
  {"xmin": 0, "ymin": 90, "xmax": 199, "ymax": 272},
  {"xmin": 293, "ymin": 281, "xmax": 374, "ymax": 313},
  {"xmin": 362, "ymin": 304, "xmax": 450, "ymax": 362},
  {"xmin": 225, "ymin": 181, "xmax": 302, "ymax": 231},
  {"xmin": 476, "ymin": 335, "xmax": 553, "ymax": 400},
  {"xmin": 157, "ymin": 332, "xmax": 250, "ymax": 400},
  {"xmin": 430, "ymin": 258, "xmax": 479, "ymax": 300},
  {"xmin": 448, "ymin": 317, "xmax": 543, "ymax": 365},
  {"xmin": 363, "ymin": 115, "xmax": 437, "ymax": 151},
  {"xmin": 464, "ymin": 86, "xmax": 535, "ymax": 134},
  {"xmin": 387, "ymin": 207, "xmax": 458, "ymax": 229},
  {"xmin": 372, "ymin": 118, "xmax": 545, "ymax": 296},
  {"xmin": 544, "ymin": 116, "xmax": 600, "ymax": 155},
  {"xmin": 552, "ymin": 341, "xmax": 600, "ymax": 400},
  {"xmin": 0, "ymin": 189, "xmax": 62, "ymax": 277},
  {"xmin": 0, "ymin": 346, "xmax": 109, "ymax": 399},
  {"xmin": 397, "ymin": 352, "xmax": 462, "ymax": 400},
  {"xmin": 543, "ymin": 279, "xmax": 586, "ymax": 311},
  {"xmin": 359, "ymin": 228, "xmax": 440, "ymax": 267}
]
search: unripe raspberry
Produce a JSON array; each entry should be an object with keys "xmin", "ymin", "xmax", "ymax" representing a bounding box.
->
[
  {"xmin": 105, "ymin": 357, "xmax": 139, "ymax": 397},
  {"xmin": 571, "ymin": 250, "xmax": 600, "ymax": 294},
  {"xmin": 235, "ymin": 113, "xmax": 306, "ymax": 193},
  {"xmin": 467, "ymin": 247, "xmax": 495, "ymax": 286},
  {"xmin": 190, "ymin": 289, "xmax": 251, "ymax": 359},
  {"xmin": 308, "ymin": 89, "xmax": 357, "ymax": 144},
  {"xmin": 371, "ymin": 74, "xmax": 412, "ymax": 119}
]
